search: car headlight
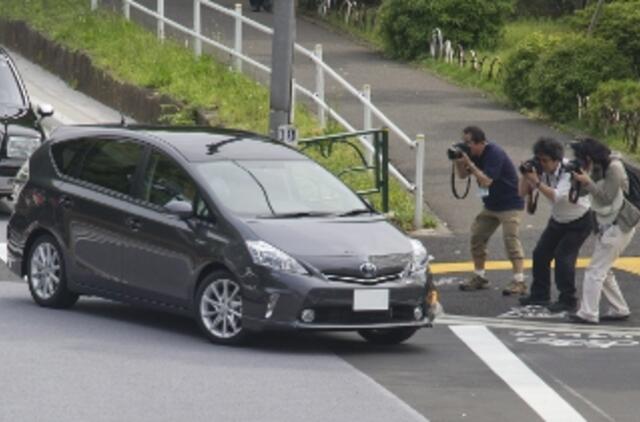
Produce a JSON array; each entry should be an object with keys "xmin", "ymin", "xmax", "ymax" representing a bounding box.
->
[
  {"xmin": 246, "ymin": 240, "xmax": 308, "ymax": 275},
  {"xmin": 409, "ymin": 239, "xmax": 429, "ymax": 274},
  {"xmin": 7, "ymin": 136, "xmax": 41, "ymax": 159}
]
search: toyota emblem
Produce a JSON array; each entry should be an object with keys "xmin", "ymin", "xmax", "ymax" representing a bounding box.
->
[{"xmin": 360, "ymin": 262, "xmax": 377, "ymax": 278}]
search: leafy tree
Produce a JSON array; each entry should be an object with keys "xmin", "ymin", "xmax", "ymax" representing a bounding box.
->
[
  {"xmin": 529, "ymin": 35, "xmax": 633, "ymax": 122},
  {"xmin": 502, "ymin": 33, "xmax": 563, "ymax": 108},
  {"xmin": 377, "ymin": 0, "xmax": 513, "ymax": 60},
  {"xmin": 588, "ymin": 80, "xmax": 640, "ymax": 152},
  {"xmin": 571, "ymin": 0, "xmax": 640, "ymax": 75}
]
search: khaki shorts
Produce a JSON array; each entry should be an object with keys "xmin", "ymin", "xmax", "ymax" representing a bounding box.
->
[{"xmin": 471, "ymin": 208, "xmax": 524, "ymax": 263}]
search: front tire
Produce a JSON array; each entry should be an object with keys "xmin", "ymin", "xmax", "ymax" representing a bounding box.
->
[
  {"xmin": 27, "ymin": 235, "xmax": 78, "ymax": 309},
  {"xmin": 195, "ymin": 271, "xmax": 247, "ymax": 345},
  {"xmin": 358, "ymin": 327, "xmax": 418, "ymax": 345}
]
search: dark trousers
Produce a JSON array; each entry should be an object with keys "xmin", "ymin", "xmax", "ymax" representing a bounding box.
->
[{"xmin": 530, "ymin": 212, "xmax": 593, "ymax": 305}]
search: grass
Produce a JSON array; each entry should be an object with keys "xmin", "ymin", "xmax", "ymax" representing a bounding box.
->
[{"xmin": 0, "ymin": 0, "xmax": 434, "ymax": 230}]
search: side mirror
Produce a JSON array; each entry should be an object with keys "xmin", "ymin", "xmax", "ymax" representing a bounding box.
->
[
  {"xmin": 164, "ymin": 199, "xmax": 193, "ymax": 219},
  {"xmin": 37, "ymin": 103, "xmax": 54, "ymax": 118}
]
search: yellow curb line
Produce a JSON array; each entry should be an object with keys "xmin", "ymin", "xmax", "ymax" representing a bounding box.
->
[{"xmin": 431, "ymin": 257, "xmax": 640, "ymax": 276}]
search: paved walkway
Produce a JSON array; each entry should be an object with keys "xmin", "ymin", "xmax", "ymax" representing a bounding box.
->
[{"xmin": 105, "ymin": 1, "xmax": 568, "ymax": 234}]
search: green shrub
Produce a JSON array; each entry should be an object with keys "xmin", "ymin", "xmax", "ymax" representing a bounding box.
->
[
  {"xmin": 502, "ymin": 32, "xmax": 562, "ymax": 108},
  {"xmin": 571, "ymin": 0, "xmax": 640, "ymax": 75},
  {"xmin": 377, "ymin": 0, "xmax": 513, "ymax": 60},
  {"xmin": 529, "ymin": 35, "xmax": 633, "ymax": 122},
  {"xmin": 588, "ymin": 79, "xmax": 640, "ymax": 152}
]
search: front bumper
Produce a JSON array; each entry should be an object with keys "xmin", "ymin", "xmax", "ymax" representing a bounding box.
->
[{"xmin": 241, "ymin": 267, "xmax": 439, "ymax": 332}]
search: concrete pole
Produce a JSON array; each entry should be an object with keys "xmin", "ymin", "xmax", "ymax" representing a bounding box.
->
[
  {"xmin": 91, "ymin": 0, "xmax": 98, "ymax": 11},
  {"xmin": 123, "ymin": 0, "xmax": 130, "ymax": 20},
  {"xmin": 269, "ymin": 0, "xmax": 296, "ymax": 140}
]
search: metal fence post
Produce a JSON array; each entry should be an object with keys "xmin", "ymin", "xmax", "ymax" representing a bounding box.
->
[
  {"xmin": 290, "ymin": 78, "xmax": 296, "ymax": 124},
  {"xmin": 314, "ymin": 44, "xmax": 326, "ymax": 128},
  {"xmin": 414, "ymin": 134, "xmax": 425, "ymax": 229},
  {"xmin": 158, "ymin": 0, "xmax": 165, "ymax": 41},
  {"xmin": 123, "ymin": 0, "xmax": 130, "ymax": 20},
  {"xmin": 193, "ymin": 0, "xmax": 202, "ymax": 56},
  {"xmin": 234, "ymin": 3, "xmax": 243, "ymax": 72},
  {"xmin": 91, "ymin": 0, "xmax": 98, "ymax": 11},
  {"xmin": 381, "ymin": 128, "xmax": 390, "ymax": 213},
  {"xmin": 363, "ymin": 84, "xmax": 373, "ymax": 164}
]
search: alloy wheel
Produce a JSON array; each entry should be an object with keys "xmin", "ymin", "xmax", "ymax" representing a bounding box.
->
[
  {"xmin": 29, "ymin": 242, "xmax": 61, "ymax": 300},
  {"xmin": 199, "ymin": 278, "xmax": 243, "ymax": 339}
]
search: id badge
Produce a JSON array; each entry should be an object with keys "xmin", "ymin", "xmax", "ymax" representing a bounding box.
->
[{"xmin": 477, "ymin": 186, "xmax": 489, "ymax": 198}]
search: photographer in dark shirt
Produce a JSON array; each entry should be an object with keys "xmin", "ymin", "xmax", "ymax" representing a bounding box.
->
[
  {"xmin": 518, "ymin": 138, "xmax": 592, "ymax": 312},
  {"xmin": 454, "ymin": 126, "xmax": 526, "ymax": 294}
]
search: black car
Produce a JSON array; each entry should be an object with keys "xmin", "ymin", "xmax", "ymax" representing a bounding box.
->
[
  {"xmin": 7, "ymin": 125, "xmax": 441, "ymax": 345},
  {"xmin": 0, "ymin": 47, "xmax": 53, "ymax": 198}
]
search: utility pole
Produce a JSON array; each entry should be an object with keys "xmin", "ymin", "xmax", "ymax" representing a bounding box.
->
[{"xmin": 269, "ymin": 0, "xmax": 296, "ymax": 142}]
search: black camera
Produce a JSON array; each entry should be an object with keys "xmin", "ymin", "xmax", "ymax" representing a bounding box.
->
[
  {"xmin": 564, "ymin": 158, "xmax": 586, "ymax": 174},
  {"xmin": 519, "ymin": 158, "xmax": 543, "ymax": 175},
  {"xmin": 446, "ymin": 142, "xmax": 471, "ymax": 160}
]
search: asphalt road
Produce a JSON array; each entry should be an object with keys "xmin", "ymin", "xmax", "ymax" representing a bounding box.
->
[{"xmin": 1, "ymin": 47, "xmax": 639, "ymax": 421}]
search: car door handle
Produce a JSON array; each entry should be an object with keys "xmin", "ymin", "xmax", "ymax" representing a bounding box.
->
[
  {"xmin": 125, "ymin": 217, "xmax": 142, "ymax": 231},
  {"xmin": 59, "ymin": 195, "xmax": 74, "ymax": 209}
]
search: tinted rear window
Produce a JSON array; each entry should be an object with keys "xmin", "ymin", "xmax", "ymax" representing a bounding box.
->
[
  {"xmin": 0, "ymin": 59, "xmax": 25, "ymax": 106},
  {"xmin": 75, "ymin": 139, "xmax": 143, "ymax": 195},
  {"xmin": 51, "ymin": 140, "xmax": 88, "ymax": 176}
]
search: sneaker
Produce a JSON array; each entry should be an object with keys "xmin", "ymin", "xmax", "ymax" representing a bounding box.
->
[
  {"xmin": 502, "ymin": 280, "xmax": 527, "ymax": 296},
  {"xmin": 568, "ymin": 313, "xmax": 598, "ymax": 325},
  {"xmin": 547, "ymin": 301, "xmax": 577, "ymax": 313},
  {"xmin": 600, "ymin": 311, "xmax": 631, "ymax": 321},
  {"xmin": 519, "ymin": 295, "xmax": 550, "ymax": 307},
  {"xmin": 459, "ymin": 275, "xmax": 490, "ymax": 291}
]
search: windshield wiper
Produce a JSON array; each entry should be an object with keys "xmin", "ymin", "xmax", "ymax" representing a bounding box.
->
[
  {"xmin": 337, "ymin": 209, "xmax": 373, "ymax": 217},
  {"xmin": 260, "ymin": 211, "xmax": 334, "ymax": 219}
]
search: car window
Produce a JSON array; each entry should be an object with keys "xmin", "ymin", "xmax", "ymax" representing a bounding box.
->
[
  {"xmin": 51, "ymin": 139, "xmax": 90, "ymax": 176},
  {"xmin": 76, "ymin": 139, "xmax": 143, "ymax": 195},
  {"xmin": 0, "ymin": 59, "xmax": 25, "ymax": 107},
  {"xmin": 141, "ymin": 150, "xmax": 197, "ymax": 208}
]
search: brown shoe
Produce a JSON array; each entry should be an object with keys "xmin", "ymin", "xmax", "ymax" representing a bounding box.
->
[
  {"xmin": 459, "ymin": 275, "xmax": 490, "ymax": 291},
  {"xmin": 502, "ymin": 280, "xmax": 527, "ymax": 296}
]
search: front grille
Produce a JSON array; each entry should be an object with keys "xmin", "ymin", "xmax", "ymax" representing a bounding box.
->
[
  {"xmin": 324, "ymin": 271, "xmax": 403, "ymax": 285},
  {"xmin": 312, "ymin": 305, "xmax": 416, "ymax": 325}
]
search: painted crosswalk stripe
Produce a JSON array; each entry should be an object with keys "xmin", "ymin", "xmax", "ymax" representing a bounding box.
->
[{"xmin": 451, "ymin": 325, "xmax": 586, "ymax": 422}]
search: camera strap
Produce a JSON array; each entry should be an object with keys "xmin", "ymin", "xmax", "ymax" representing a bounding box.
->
[
  {"xmin": 451, "ymin": 163, "xmax": 471, "ymax": 199},
  {"xmin": 527, "ymin": 190, "xmax": 539, "ymax": 214}
]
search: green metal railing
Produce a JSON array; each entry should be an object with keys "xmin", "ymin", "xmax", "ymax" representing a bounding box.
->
[{"xmin": 298, "ymin": 128, "xmax": 389, "ymax": 213}]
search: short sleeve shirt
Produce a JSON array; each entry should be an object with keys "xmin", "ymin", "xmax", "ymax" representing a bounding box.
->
[{"xmin": 471, "ymin": 142, "xmax": 524, "ymax": 212}]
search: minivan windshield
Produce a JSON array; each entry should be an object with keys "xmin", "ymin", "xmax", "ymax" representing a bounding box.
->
[
  {"xmin": 0, "ymin": 59, "xmax": 25, "ymax": 107},
  {"xmin": 196, "ymin": 160, "xmax": 370, "ymax": 217}
]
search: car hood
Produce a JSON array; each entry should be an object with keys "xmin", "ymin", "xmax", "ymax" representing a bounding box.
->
[{"xmin": 243, "ymin": 216, "xmax": 414, "ymax": 277}]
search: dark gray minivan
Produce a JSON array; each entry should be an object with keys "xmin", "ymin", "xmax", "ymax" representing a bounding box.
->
[{"xmin": 7, "ymin": 125, "xmax": 441, "ymax": 345}]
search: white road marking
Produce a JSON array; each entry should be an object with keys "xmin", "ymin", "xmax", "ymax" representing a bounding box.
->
[
  {"xmin": 0, "ymin": 242, "xmax": 6, "ymax": 263},
  {"xmin": 440, "ymin": 314, "xmax": 640, "ymax": 335},
  {"xmin": 451, "ymin": 325, "xmax": 586, "ymax": 422}
]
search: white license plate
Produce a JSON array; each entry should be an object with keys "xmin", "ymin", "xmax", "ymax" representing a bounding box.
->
[{"xmin": 353, "ymin": 289, "xmax": 389, "ymax": 311}]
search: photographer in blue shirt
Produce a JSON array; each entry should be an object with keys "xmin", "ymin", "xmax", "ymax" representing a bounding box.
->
[{"xmin": 454, "ymin": 126, "xmax": 526, "ymax": 294}]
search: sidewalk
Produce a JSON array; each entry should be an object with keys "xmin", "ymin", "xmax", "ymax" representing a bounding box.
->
[{"xmin": 116, "ymin": 0, "xmax": 566, "ymax": 233}]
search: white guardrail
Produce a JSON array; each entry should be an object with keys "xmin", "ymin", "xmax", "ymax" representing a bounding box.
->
[{"xmin": 90, "ymin": 0, "xmax": 426, "ymax": 229}]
